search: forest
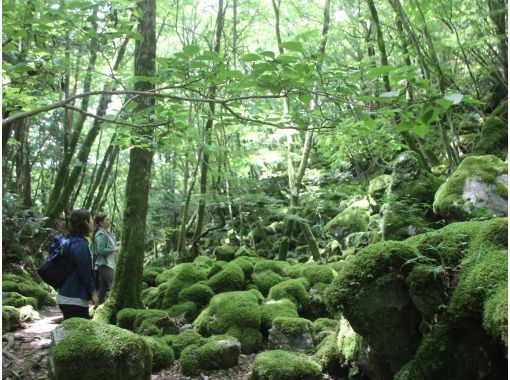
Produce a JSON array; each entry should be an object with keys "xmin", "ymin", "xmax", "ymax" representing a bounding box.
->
[{"xmin": 2, "ymin": 0, "xmax": 508, "ymax": 378}]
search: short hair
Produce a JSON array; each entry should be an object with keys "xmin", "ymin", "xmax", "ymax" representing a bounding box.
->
[
  {"xmin": 69, "ymin": 209, "xmax": 92, "ymax": 237},
  {"xmin": 94, "ymin": 213, "xmax": 108, "ymax": 227}
]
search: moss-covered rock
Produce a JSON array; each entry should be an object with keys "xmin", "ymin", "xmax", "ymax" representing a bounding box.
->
[
  {"xmin": 368, "ymin": 174, "xmax": 391, "ymax": 204},
  {"xmin": 207, "ymin": 262, "xmax": 245, "ymax": 293},
  {"xmin": 251, "ymin": 350, "xmax": 322, "ymax": 380},
  {"xmin": 382, "ymin": 151, "xmax": 442, "ymax": 241},
  {"xmin": 167, "ymin": 302, "xmax": 199, "ymax": 323},
  {"xmin": 2, "ymin": 305, "xmax": 21, "ymax": 332},
  {"xmin": 117, "ymin": 308, "xmax": 177, "ymax": 335},
  {"xmin": 260, "ymin": 299, "xmax": 298, "ymax": 336},
  {"xmin": 311, "ymin": 318, "xmax": 338, "ymax": 345},
  {"xmin": 472, "ymin": 116, "xmax": 508, "ymax": 159},
  {"xmin": 302, "ymin": 264, "xmax": 334, "ymax": 285},
  {"xmin": 194, "ymin": 291, "xmax": 261, "ymax": 353},
  {"xmin": 324, "ymin": 205, "xmax": 369, "ymax": 242},
  {"xmin": 268, "ymin": 279, "xmax": 309, "ymax": 313},
  {"xmin": 483, "ymin": 282, "xmax": 507, "ymax": 346},
  {"xmin": 207, "ymin": 260, "xmax": 227, "ymax": 278},
  {"xmin": 141, "ymin": 336, "xmax": 174, "ymax": 371},
  {"xmin": 251, "ymin": 270, "xmax": 285, "ymax": 297},
  {"xmin": 313, "ymin": 333, "xmax": 342, "ymax": 376},
  {"xmin": 433, "ymin": 155, "xmax": 507, "ymax": 222},
  {"xmin": 48, "ymin": 318, "xmax": 152, "ymax": 380},
  {"xmin": 212, "ymin": 245, "xmax": 237, "ymax": 261},
  {"xmin": 2, "ymin": 292, "xmax": 38, "ymax": 309},
  {"xmin": 180, "ymin": 337, "xmax": 241, "ymax": 376},
  {"xmin": 230, "ymin": 256, "xmax": 255, "ymax": 280},
  {"xmin": 235, "ymin": 245, "xmax": 257, "ymax": 258},
  {"xmin": 177, "ymin": 283, "xmax": 214, "ymax": 307},
  {"xmin": 142, "ymin": 268, "xmax": 164, "ymax": 287},
  {"xmin": 171, "ymin": 329, "xmax": 205, "ymax": 359},
  {"xmin": 325, "ymin": 240, "xmax": 421, "ymax": 372},
  {"xmin": 162, "ymin": 264, "xmax": 207, "ymax": 308},
  {"xmin": 253, "ymin": 259, "xmax": 289, "ymax": 276},
  {"xmin": 3, "ymin": 273, "xmax": 53, "ymax": 307},
  {"xmin": 268, "ymin": 316, "xmax": 314, "ymax": 353}
]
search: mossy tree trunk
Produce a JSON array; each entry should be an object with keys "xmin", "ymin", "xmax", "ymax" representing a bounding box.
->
[
  {"xmin": 97, "ymin": 0, "xmax": 156, "ymax": 321},
  {"xmin": 188, "ymin": 0, "xmax": 224, "ymax": 261},
  {"xmin": 274, "ymin": 0, "xmax": 329, "ymax": 262}
]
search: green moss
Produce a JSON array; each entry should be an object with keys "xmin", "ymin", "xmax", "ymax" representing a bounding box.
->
[
  {"xmin": 247, "ymin": 288, "xmax": 265, "ymax": 304},
  {"xmin": 2, "ymin": 292, "xmax": 38, "ymax": 309},
  {"xmin": 2, "ymin": 306, "xmax": 20, "ymax": 332},
  {"xmin": 180, "ymin": 337, "xmax": 241, "ymax": 376},
  {"xmin": 325, "ymin": 241, "xmax": 416, "ymax": 314},
  {"xmin": 207, "ymin": 261, "xmax": 227, "ymax": 278},
  {"xmin": 469, "ymin": 217, "xmax": 508, "ymax": 253},
  {"xmin": 171, "ymin": 330, "xmax": 205, "ymax": 359},
  {"xmin": 271, "ymin": 316, "xmax": 312, "ymax": 336},
  {"xmin": 141, "ymin": 336, "xmax": 174, "ymax": 371},
  {"xmin": 177, "ymin": 283, "xmax": 214, "ymax": 307},
  {"xmin": 163, "ymin": 264, "xmax": 207, "ymax": 308},
  {"xmin": 207, "ymin": 262, "xmax": 245, "ymax": 293},
  {"xmin": 483, "ymin": 282, "xmax": 507, "ymax": 346},
  {"xmin": 336, "ymin": 316, "xmax": 361, "ymax": 363},
  {"xmin": 116, "ymin": 308, "xmax": 141, "ymax": 330},
  {"xmin": 231, "ymin": 256, "xmax": 255, "ymax": 280},
  {"xmin": 260, "ymin": 299, "xmax": 299, "ymax": 336},
  {"xmin": 194, "ymin": 291, "xmax": 261, "ymax": 353},
  {"xmin": 116, "ymin": 308, "xmax": 173, "ymax": 333},
  {"xmin": 227, "ymin": 326, "xmax": 262, "ymax": 353},
  {"xmin": 167, "ymin": 302, "xmax": 199, "ymax": 323},
  {"xmin": 324, "ymin": 206, "xmax": 369, "ymax": 239},
  {"xmin": 142, "ymin": 268, "xmax": 163, "ymax": 287},
  {"xmin": 137, "ymin": 319, "xmax": 161, "ymax": 336},
  {"xmin": 2, "ymin": 275, "xmax": 52, "ymax": 307},
  {"xmin": 253, "ymin": 260, "xmax": 289, "ymax": 276},
  {"xmin": 285, "ymin": 263, "xmax": 307, "ymax": 279},
  {"xmin": 49, "ymin": 318, "xmax": 152, "ymax": 380},
  {"xmin": 251, "ymin": 350, "xmax": 322, "ymax": 380},
  {"xmin": 251, "ymin": 271, "xmax": 284, "ymax": 297},
  {"xmin": 406, "ymin": 264, "xmax": 448, "ymax": 321},
  {"xmin": 311, "ymin": 318, "xmax": 338, "ymax": 345},
  {"xmin": 193, "ymin": 255, "xmax": 215, "ymax": 269},
  {"xmin": 432, "ymin": 155, "xmax": 507, "ymax": 221},
  {"xmin": 302, "ymin": 264, "xmax": 334, "ymax": 285},
  {"xmin": 313, "ymin": 333, "xmax": 342, "ymax": 375},
  {"xmin": 473, "ymin": 116, "xmax": 508, "ymax": 159},
  {"xmin": 327, "ymin": 260, "xmax": 344, "ymax": 273},
  {"xmin": 2, "ymin": 310, "xmax": 9, "ymax": 332},
  {"xmin": 368, "ymin": 174, "xmax": 391, "ymax": 203},
  {"xmin": 213, "ymin": 245, "xmax": 237, "ymax": 261},
  {"xmin": 268, "ymin": 279, "xmax": 309, "ymax": 313}
]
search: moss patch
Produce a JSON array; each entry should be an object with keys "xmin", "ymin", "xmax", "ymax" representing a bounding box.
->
[
  {"xmin": 142, "ymin": 336, "xmax": 174, "ymax": 371},
  {"xmin": 206, "ymin": 262, "xmax": 245, "ymax": 294},
  {"xmin": 251, "ymin": 350, "xmax": 322, "ymax": 380},
  {"xmin": 268, "ymin": 279, "xmax": 309, "ymax": 313}
]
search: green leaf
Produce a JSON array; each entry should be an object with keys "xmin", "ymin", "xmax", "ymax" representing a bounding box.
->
[
  {"xmin": 260, "ymin": 51, "xmax": 275, "ymax": 59},
  {"xmin": 421, "ymin": 105, "xmax": 438, "ymax": 124},
  {"xmin": 443, "ymin": 93, "xmax": 463, "ymax": 105},
  {"xmin": 366, "ymin": 65, "xmax": 396, "ymax": 78},
  {"xmin": 463, "ymin": 97, "xmax": 485, "ymax": 105},
  {"xmin": 435, "ymin": 98, "xmax": 453, "ymax": 108},
  {"xmin": 276, "ymin": 54, "xmax": 298, "ymax": 64},
  {"xmin": 363, "ymin": 118, "xmax": 377, "ymax": 128},
  {"xmin": 182, "ymin": 44, "xmax": 200, "ymax": 57},
  {"xmin": 280, "ymin": 41, "xmax": 304, "ymax": 52},
  {"xmin": 396, "ymin": 121, "xmax": 412, "ymax": 132},
  {"xmin": 410, "ymin": 123, "xmax": 429, "ymax": 138},
  {"xmin": 240, "ymin": 53, "xmax": 261, "ymax": 62}
]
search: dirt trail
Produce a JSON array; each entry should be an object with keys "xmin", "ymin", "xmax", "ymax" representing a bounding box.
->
[{"xmin": 2, "ymin": 306, "xmax": 61, "ymax": 380}]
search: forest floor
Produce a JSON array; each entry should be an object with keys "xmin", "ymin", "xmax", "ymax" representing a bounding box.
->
[{"xmin": 1, "ymin": 306, "xmax": 256, "ymax": 380}]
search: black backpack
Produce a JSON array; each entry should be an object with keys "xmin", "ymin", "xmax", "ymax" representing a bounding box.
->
[{"xmin": 37, "ymin": 235, "xmax": 73, "ymax": 289}]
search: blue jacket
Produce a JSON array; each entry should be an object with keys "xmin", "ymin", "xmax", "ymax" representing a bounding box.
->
[{"xmin": 58, "ymin": 236, "xmax": 96, "ymax": 300}]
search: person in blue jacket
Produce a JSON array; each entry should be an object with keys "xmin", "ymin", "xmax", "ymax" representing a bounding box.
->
[{"xmin": 57, "ymin": 209, "xmax": 99, "ymax": 320}]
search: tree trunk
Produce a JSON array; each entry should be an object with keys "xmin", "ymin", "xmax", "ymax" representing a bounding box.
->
[
  {"xmin": 95, "ymin": 0, "xmax": 156, "ymax": 322},
  {"xmin": 189, "ymin": 0, "xmax": 224, "ymax": 261}
]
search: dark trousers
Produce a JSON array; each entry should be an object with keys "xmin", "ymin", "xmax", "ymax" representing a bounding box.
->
[
  {"xmin": 59, "ymin": 304, "xmax": 90, "ymax": 320},
  {"xmin": 97, "ymin": 265, "xmax": 115, "ymax": 304}
]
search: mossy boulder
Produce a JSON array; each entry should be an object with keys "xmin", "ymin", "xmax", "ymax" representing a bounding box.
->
[
  {"xmin": 260, "ymin": 299, "xmax": 299, "ymax": 336},
  {"xmin": 382, "ymin": 150, "xmax": 442, "ymax": 240},
  {"xmin": 3, "ymin": 273, "xmax": 54, "ymax": 307},
  {"xmin": 3, "ymin": 292, "xmax": 38, "ymax": 309},
  {"xmin": 324, "ymin": 205, "xmax": 369, "ymax": 243},
  {"xmin": 251, "ymin": 270, "xmax": 285, "ymax": 297},
  {"xmin": 472, "ymin": 116, "xmax": 507, "ymax": 159},
  {"xmin": 433, "ymin": 155, "xmax": 507, "ymax": 222},
  {"xmin": 213, "ymin": 245, "xmax": 237, "ymax": 262},
  {"xmin": 167, "ymin": 302, "xmax": 199, "ymax": 323},
  {"xmin": 207, "ymin": 262, "xmax": 245, "ymax": 293},
  {"xmin": 141, "ymin": 336, "xmax": 174, "ymax": 371},
  {"xmin": 177, "ymin": 283, "xmax": 214, "ymax": 307},
  {"xmin": 302, "ymin": 264, "xmax": 334, "ymax": 285},
  {"xmin": 311, "ymin": 318, "xmax": 338, "ymax": 345},
  {"xmin": 117, "ymin": 308, "xmax": 177, "ymax": 335},
  {"xmin": 142, "ymin": 268, "xmax": 164, "ymax": 287},
  {"xmin": 207, "ymin": 260, "xmax": 227, "ymax": 278},
  {"xmin": 325, "ymin": 241, "xmax": 421, "ymax": 373},
  {"xmin": 267, "ymin": 279, "xmax": 309, "ymax": 313},
  {"xmin": 2, "ymin": 305, "xmax": 21, "ymax": 332},
  {"xmin": 483, "ymin": 282, "xmax": 507, "ymax": 346},
  {"xmin": 48, "ymin": 318, "xmax": 152, "ymax": 380},
  {"xmin": 171, "ymin": 329, "xmax": 205, "ymax": 359},
  {"xmin": 268, "ymin": 316, "xmax": 314, "ymax": 353},
  {"xmin": 194, "ymin": 291, "xmax": 262, "ymax": 353},
  {"xmin": 230, "ymin": 256, "xmax": 255, "ymax": 280},
  {"xmin": 162, "ymin": 263, "xmax": 207, "ymax": 308},
  {"xmin": 180, "ymin": 337, "xmax": 241, "ymax": 376},
  {"xmin": 251, "ymin": 350, "xmax": 322, "ymax": 380},
  {"xmin": 235, "ymin": 245, "xmax": 257, "ymax": 257},
  {"xmin": 253, "ymin": 259, "xmax": 289, "ymax": 276},
  {"xmin": 368, "ymin": 174, "xmax": 391, "ymax": 203}
]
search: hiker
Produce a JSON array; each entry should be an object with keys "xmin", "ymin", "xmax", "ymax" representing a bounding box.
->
[
  {"xmin": 93, "ymin": 213, "xmax": 120, "ymax": 304},
  {"xmin": 57, "ymin": 209, "xmax": 99, "ymax": 320}
]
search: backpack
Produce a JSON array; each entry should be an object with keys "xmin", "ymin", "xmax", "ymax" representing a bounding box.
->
[{"xmin": 37, "ymin": 235, "xmax": 73, "ymax": 289}]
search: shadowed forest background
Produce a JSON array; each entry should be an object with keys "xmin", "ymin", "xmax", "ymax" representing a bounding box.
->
[{"xmin": 2, "ymin": 0, "xmax": 508, "ymax": 378}]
